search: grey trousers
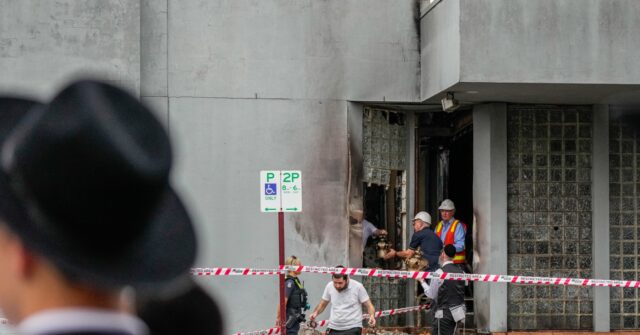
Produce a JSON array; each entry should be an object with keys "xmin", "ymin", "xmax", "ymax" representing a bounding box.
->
[{"xmin": 432, "ymin": 309, "xmax": 462, "ymax": 335}]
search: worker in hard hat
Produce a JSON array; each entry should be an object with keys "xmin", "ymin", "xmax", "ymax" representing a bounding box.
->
[
  {"xmin": 384, "ymin": 211, "xmax": 442, "ymax": 271},
  {"xmin": 435, "ymin": 199, "xmax": 467, "ymax": 267}
]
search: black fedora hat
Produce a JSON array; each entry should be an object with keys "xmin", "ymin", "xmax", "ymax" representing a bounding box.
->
[
  {"xmin": 0, "ymin": 80, "xmax": 196, "ymax": 288},
  {"xmin": 0, "ymin": 97, "xmax": 42, "ymax": 240}
]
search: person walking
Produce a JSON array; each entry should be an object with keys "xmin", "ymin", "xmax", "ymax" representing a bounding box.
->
[{"xmin": 309, "ymin": 268, "xmax": 375, "ymax": 335}]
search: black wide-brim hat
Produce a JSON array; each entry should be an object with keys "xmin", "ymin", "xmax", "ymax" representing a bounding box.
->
[{"xmin": 0, "ymin": 80, "xmax": 196, "ymax": 288}]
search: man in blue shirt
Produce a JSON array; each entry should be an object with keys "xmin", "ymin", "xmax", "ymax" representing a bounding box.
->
[
  {"xmin": 434, "ymin": 199, "xmax": 467, "ymax": 266},
  {"xmin": 384, "ymin": 212, "xmax": 442, "ymax": 271}
]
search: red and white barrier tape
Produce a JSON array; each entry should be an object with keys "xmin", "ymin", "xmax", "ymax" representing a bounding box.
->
[
  {"xmin": 372, "ymin": 304, "xmax": 430, "ymax": 318},
  {"xmin": 191, "ymin": 268, "xmax": 284, "ymax": 276},
  {"xmin": 192, "ymin": 265, "xmax": 640, "ymax": 288},
  {"xmin": 234, "ymin": 304, "xmax": 429, "ymax": 335}
]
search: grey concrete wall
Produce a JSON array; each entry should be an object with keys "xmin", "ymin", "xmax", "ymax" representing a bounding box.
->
[
  {"xmin": 459, "ymin": 0, "xmax": 640, "ymax": 84},
  {"xmin": 140, "ymin": 0, "xmax": 169, "ymax": 127},
  {"xmin": 141, "ymin": 0, "xmax": 168, "ymax": 98},
  {"xmin": 170, "ymin": 98, "xmax": 349, "ymax": 331},
  {"xmin": 419, "ymin": 0, "xmax": 460, "ymax": 101},
  {"xmin": 153, "ymin": 1, "xmax": 421, "ymax": 331},
  {"xmin": 420, "ymin": 0, "xmax": 640, "ymax": 102},
  {"xmin": 473, "ymin": 103, "xmax": 508, "ymax": 333},
  {"xmin": 167, "ymin": 0, "xmax": 420, "ymax": 102},
  {"xmin": 0, "ymin": 0, "xmax": 140, "ymax": 99}
]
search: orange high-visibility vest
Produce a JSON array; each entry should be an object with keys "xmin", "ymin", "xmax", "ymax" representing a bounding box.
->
[{"xmin": 435, "ymin": 219, "xmax": 467, "ymax": 264}]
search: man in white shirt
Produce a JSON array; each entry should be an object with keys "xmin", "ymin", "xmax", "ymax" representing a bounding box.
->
[
  {"xmin": 309, "ymin": 268, "xmax": 376, "ymax": 335},
  {"xmin": 0, "ymin": 81, "xmax": 198, "ymax": 335}
]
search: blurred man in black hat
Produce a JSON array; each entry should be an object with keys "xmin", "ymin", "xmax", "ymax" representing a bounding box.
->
[{"xmin": 0, "ymin": 80, "xmax": 197, "ymax": 335}]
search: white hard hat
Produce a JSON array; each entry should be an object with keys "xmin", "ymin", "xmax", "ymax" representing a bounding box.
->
[
  {"xmin": 412, "ymin": 211, "xmax": 432, "ymax": 225},
  {"xmin": 438, "ymin": 199, "xmax": 455, "ymax": 211}
]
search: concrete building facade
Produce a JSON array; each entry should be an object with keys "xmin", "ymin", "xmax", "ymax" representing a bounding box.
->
[{"xmin": 2, "ymin": 0, "xmax": 640, "ymax": 333}]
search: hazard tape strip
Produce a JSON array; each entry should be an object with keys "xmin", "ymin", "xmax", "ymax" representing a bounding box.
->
[
  {"xmin": 234, "ymin": 304, "xmax": 429, "ymax": 335},
  {"xmin": 192, "ymin": 265, "xmax": 640, "ymax": 288},
  {"xmin": 191, "ymin": 268, "xmax": 284, "ymax": 276},
  {"xmin": 283, "ymin": 265, "xmax": 640, "ymax": 288}
]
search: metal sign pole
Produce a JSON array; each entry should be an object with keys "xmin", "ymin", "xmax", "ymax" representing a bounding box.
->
[
  {"xmin": 261, "ymin": 170, "xmax": 301, "ymax": 334},
  {"xmin": 278, "ymin": 211, "xmax": 286, "ymax": 334}
]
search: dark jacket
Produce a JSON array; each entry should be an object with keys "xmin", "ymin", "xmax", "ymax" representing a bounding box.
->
[
  {"xmin": 285, "ymin": 276, "xmax": 307, "ymax": 313},
  {"xmin": 409, "ymin": 228, "xmax": 443, "ymax": 271},
  {"xmin": 436, "ymin": 263, "xmax": 466, "ymax": 309}
]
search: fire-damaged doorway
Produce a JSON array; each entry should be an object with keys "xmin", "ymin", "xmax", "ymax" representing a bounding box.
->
[
  {"xmin": 355, "ymin": 106, "xmax": 476, "ymax": 327},
  {"xmin": 417, "ymin": 110, "xmax": 473, "ymax": 262},
  {"xmin": 416, "ymin": 109, "xmax": 475, "ymax": 325},
  {"xmin": 356, "ymin": 107, "xmax": 410, "ymax": 327}
]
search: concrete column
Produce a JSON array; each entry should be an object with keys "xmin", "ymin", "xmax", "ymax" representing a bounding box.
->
[
  {"xmin": 473, "ymin": 103, "xmax": 508, "ymax": 333},
  {"xmin": 592, "ymin": 105, "xmax": 610, "ymax": 332},
  {"xmin": 406, "ymin": 111, "xmax": 417, "ymax": 326},
  {"xmin": 407, "ymin": 111, "xmax": 417, "ymax": 251},
  {"xmin": 347, "ymin": 102, "xmax": 365, "ymax": 268}
]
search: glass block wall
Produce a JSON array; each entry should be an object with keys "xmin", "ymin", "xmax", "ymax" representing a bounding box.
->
[
  {"xmin": 506, "ymin": 106, "xmax": 593, "ymax": 330},
  {"xmin": 361, "ymin": 276, "xmax": 406, "ymax": 326},
  {"xmin": 362, "ymin": 108, "xmax": 407, "ymax": 187},
  {"xmin": 609, "ymin": 115, "xmax": 640, "ymax": 330}
]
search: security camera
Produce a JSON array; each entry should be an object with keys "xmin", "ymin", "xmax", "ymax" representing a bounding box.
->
[{"xmin": 441, "ymin": 92, "xmax": 460, "ymax": 113}]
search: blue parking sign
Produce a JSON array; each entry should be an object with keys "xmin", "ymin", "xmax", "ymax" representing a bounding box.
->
[{"xmin": 264, "ymin": 183, "xmax": 277, "ymax": 196}]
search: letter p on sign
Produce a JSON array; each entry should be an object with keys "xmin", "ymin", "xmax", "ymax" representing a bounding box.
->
[{"xmin": 267, "ymin": 172, "xmax": 276, "ymax": 182}]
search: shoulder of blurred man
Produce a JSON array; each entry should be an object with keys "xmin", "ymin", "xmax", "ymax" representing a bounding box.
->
[{"xmin": 17, "ymin": 308, "xmax": 147, "ymax": 335}]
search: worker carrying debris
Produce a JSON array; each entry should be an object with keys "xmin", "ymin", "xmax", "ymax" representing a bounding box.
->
[{"xmin": 383, "ymin": 212, "xmax": 442, "ymax": 271}]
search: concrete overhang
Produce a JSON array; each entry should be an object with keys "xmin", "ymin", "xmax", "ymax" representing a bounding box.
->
[
  {"xmin": 420, "ymin": 0, "xmax": 640, "ymax": 105},
  {"xmin": 424, "ymin": 83, "xmax": 640, "ymax": 105}
]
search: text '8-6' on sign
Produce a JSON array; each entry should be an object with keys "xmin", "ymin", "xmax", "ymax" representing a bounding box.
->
[{"xmin": 260, "ymin": 170, "xmax": 302, "ymax": 213}]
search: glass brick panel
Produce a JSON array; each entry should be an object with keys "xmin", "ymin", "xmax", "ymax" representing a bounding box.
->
[
  {"xmin": 507, "ymin": 106, "xmax": 593, "ymax": 330},
  {"xmin": 610, "ymin": 114, "xmax": 640, "ymax": 330},
  {"xmin": 362, "ymin": 108, "xmax": 407, "ymax": 186}
]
